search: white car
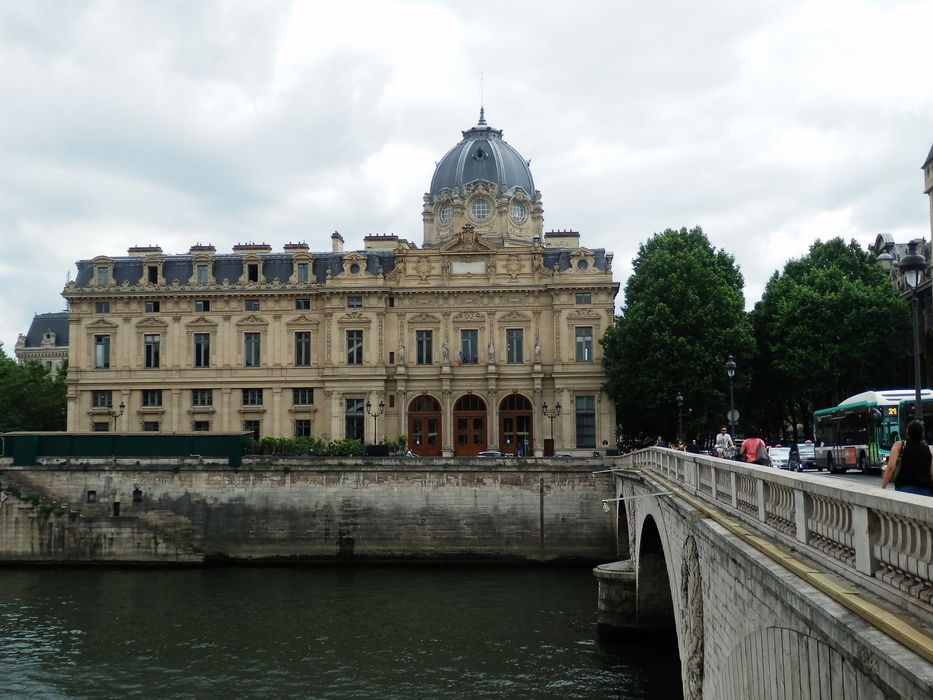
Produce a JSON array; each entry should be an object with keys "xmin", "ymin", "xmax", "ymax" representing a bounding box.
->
[{"xmin": 768, "ymin": 446, "xmax": 794, "ymax": 470}]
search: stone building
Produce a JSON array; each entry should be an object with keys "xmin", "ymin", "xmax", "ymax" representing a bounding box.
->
[
  {"xmin": 62, "ymin": 112, "xmax": 619, "ymax": 456},
  {"xmin": 14, "ymin": 311, "xmax": 70, "ymax": 373}
]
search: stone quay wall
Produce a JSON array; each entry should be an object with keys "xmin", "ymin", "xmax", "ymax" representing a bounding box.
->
[{"xmin": 0, "ymin": 458, "xmax": 615, "ymax": 564}]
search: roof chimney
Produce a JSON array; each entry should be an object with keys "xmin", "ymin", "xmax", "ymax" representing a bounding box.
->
[{"xmin": 331, "ymin": 231, "xmax": 344, "ymax": 253}]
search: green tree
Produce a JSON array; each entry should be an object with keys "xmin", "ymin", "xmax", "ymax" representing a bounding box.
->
[
  {"xmin": 0, "ymin": 342, "xmax": 68, "ymax": 432},
  {"xmin": 602, "ymin": 227, "xmax": 754, "ymax": 442},
  {"xmin": 749, "ymin": 238, "xmax": 909, "ymax": 438}
]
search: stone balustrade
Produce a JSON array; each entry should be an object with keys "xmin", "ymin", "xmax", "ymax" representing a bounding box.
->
[{"xmin": 616, "ymin": 448, "xmax": 933, "ymax": 612}]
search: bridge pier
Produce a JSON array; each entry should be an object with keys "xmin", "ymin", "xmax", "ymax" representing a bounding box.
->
[{"xmin": 593, "ymin": 559, "xmax": 637, "ymax": 634}]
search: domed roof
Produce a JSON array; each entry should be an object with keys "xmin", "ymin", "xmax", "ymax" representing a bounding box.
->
[{"xmin": 429, "ymin": 110, "xmax": 535, "ymax": 200}]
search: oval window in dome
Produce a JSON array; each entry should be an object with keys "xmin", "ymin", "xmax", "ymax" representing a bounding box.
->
[
  {"xmin": 510, "ymin": 201, "xmax": 525, "ymax": 223},
  {"xmin": 471, "ymin": 198, "xmax": 491, "ymax": 221},
  {"xmin": 439, "ymin": 203, "xmax": 452, "ymax": 224}
]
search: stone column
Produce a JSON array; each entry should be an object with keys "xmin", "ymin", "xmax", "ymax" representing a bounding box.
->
[{"xmin": 593, "ymin": 560, "xmax": 638, "ymax": 634}]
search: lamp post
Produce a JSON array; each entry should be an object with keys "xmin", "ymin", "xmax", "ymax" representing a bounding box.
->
[
  {"xmin": 675, "ymin": 392, "xmax": 684, "ymax": 443},
  {"xmin": 725, "ymin": 355, "xmax": 737, "ymax": 437},
  {"xmin": 542, "ymin": 401, "xmax": 561, "ymax": 440},
  {"xmin": 900, "ymin": 240, "xmax": 927, "ymax": 421},
  {"xmin": 109, "ymin": 401, "xmax": 126, "ymax": 431},
  {"xmin": 366, "ymin": 399, "xmax": 385, "ymax": 451}
]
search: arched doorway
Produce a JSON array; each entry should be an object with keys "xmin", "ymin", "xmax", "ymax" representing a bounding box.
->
[
  {"xmin": 499, "ymin": 394, "xmax": 533, "ymax": 456},
  {"xmin": 453, "ymin": 394, "xmax": 488, "ymax": 456},
  {"xmin": 408, "ymin": 395, "xmax": 441, "ymax": 456}
]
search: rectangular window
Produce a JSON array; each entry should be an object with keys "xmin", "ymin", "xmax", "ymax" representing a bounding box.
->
[
  {"xmin": 193, "ymin": 420, "xmax": 210, "ymax": 432},
  {"xmin": 192, "ymin": 388, "xmax": 213, "ymax": 406},
  {"xmin": 194, "ymin": 299, "xmax": 210, "ymax": 312},
  {"xmin": 244, "ymin": 420, "xmax": 260, "ymax": 440},
  {"xmin": 197, "ymin": 264, "xmax": 209, "ymax": 284},
  {"xmin": 459, "ymin": 329, "xmax": 478, "ymax": 364},
  {"xmin": 147, "ymin": 266, "xmax": 158, "ymax": 284},
  {"xmin": 242, "ymin": 388, "xmax": 263, "ymax": 406},
  {"xmin": 388, "ymin": 394, "xmax": 395, "ymax": 408},
  {"xmin": 92, "ymin": 422, "xmax": 109, "ymax": 432},
  {"xmin": 296, "ymin": 263, "xmax": 309, "ymax": 283},
  {"xmin": 575, "ymin": 292, "xmax": 592, "ymax": 305},
  {"xmin": 144, "ymin": 334, "xmax": 160, "ymax": 368},
  {"xmin": 295, "ymin": 332, "xmax": 311, "ymax": 366},
  {"xmin": 97, "ymin": 267, "xmax": 109, "ymax": 285},
  {"xmin": 575, "ymin": 395, "xmax": 596, "ymax": 449},
  {"xmin": 92, "ymin": 390, "xmax": 112, "ymax": 408},
  {"xmin": 575, "ymin": 327, "xmax": 593, "ymax": 362},
  {"xmin": 347, "ymin": 330, "xmax": 363, "ymax": 365},
  {"xmin": 95, "ymin": 301, "xmax": 110, "ymax": 313},
  {"xmin": 94, "ymin": 335, "xmax": 110, "ymax": 369},
  {"xmin": 387, "ymin": 296, "xmax": 395, "ymax": 308},
  {"xmin": 347, "ymin": 295, "xmax": 363, "ymax": 308},
  {"xmin": 293, "ymin": 387, "xmax": 314, "ymax": 405},
  {"xmin": 244, "ymin": 332, "xmax": 261, "ymax": 367},
  {"xmin": 295, "ymin": 298, "xmax": 310, "ymax": 310},
  {"xmin": 506, "ymin": 329, "xmax": 524, "ymax": 364},
  {"xmin": 194, "ymin": 333, "xmax": 210, "ymax": 368},
  {"xmin": 416, "ymin": 330, "xmax": 433, "ymax": 365},
  {"xmin": 143, "ymin": 421, "xmax": 159, "ymax": 432},
  {"xmin": 295, "ymin": 419, "xmax": 312, "ymax": 437},
  {"xmin": 244, "ymin": 299, "xmax": 260, "ymax": 311},
  {"xmin": 142, "ymin": 389, "xmax": 162, "ymax": 407},
  {"xmin": 144, "ymin": 300, "xmax": 160, "ymax": 313},
  {"xmin": 345, "ymin": 398, "xmax": 364, "ymax": 440},
  {"xmin": 247, "ymin": 264, "xmax": 259, "ymax": 283}
]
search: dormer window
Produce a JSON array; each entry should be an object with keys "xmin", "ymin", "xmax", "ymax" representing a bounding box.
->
[
  {"xmin": 97, "ymin": 266, "xmax": 110, "ymax": 285},
  {"xmin": 147, "ymin": 265, "xmax": 158, "ymax": 284},
  {"xmin": 296, "ymin": 262, "xmax": 309, "ymax": 283},
  {"xmin": 247, "ymin": 263, "xmax": 259, "ymax": 283},
  {"xmin": 197, "ymin": 264, "xmax": 209, "ymax": 284}
]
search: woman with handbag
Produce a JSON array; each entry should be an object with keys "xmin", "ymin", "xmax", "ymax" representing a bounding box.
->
[
  {"xmin": 738, "ymin": 428, "xmax": 769, "ymax": 466},
  {"xmin": 881, "ymin": 419, "xmax": 933, "ymax": 495}
]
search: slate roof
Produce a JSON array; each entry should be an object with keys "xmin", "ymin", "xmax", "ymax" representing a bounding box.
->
[
  {"xmin": 429, "ymin": 109, "xmax": 535, "ymax": 200},
  {"xmin": 23, "ymin": 312, "xmax": 69, "ymax": 347}
]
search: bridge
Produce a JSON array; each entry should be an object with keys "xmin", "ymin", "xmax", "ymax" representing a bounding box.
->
[{"xmin": 594, "ymin": 448, "xmax": 933, "ymax": 698}]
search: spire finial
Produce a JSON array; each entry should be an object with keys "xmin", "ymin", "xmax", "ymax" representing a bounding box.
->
[{"xmin": 478, "ymin": 106, "xmax": 486, "ymax": 126}]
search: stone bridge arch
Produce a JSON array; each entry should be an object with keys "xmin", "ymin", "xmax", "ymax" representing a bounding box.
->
[{"xmin": 596, "ymin": 451, "xmax": 933, "ymax": 699}]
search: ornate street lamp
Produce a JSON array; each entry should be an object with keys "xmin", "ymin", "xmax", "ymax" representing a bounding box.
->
[
  {"xmin": 109, "ymin": 401, "xmax": 126, "ymax": 431},
  {"xmin": 675, "ymin": 392, "xmax": 684, "ymax": 443},
  {"xmin": 900, "ymin": 240, "xmax": 927, "ymax": 421},
  {"xmin": 542, "ymin": 401, "xmax": 561, "ymax": 440},
  {"xmin": 366, "ymin": 399, "xmax": 385, "ymax": 450},
  {"xmin": 725, "ymin": 355, "xmax": 738, "ymax": 437}
]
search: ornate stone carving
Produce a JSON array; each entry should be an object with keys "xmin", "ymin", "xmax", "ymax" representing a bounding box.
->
[{"xmin": 680, "ymin": 536, "xmax": 704, "ymax": 700}]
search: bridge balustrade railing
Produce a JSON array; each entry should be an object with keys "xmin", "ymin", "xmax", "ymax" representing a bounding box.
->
[{"xmin": 616, "ymin": 448, "xmax": 933, "ymax": 609}]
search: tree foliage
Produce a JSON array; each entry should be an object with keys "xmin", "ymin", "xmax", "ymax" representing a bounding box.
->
[
  {"xmin": 601, "ymin": 227, "xmax": 754, "ymax": 441},
  {"xmin": 748, "ymin": 238, "xmax": 909, "ymax": 438},
  {"xmin": 0, "ymin": 342, "xmax": 68, "ymax": 432}
]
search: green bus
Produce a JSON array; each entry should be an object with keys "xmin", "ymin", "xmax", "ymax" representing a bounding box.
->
[{"xmin": 813, "ymin": 389, "xmax": 933, "ymax": 474}]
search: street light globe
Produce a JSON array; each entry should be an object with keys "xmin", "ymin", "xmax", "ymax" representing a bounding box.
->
[
  {"xmin": 725, "ymin": 355, "xmax": 736, "ymax": 378},
  {"xmin": 900, "ymin": 240, "xmax": 926, "ymax": 290}
]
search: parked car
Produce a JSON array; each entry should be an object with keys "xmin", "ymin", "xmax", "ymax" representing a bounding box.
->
[{"xmin": 477, "ymin": 450, "xmax": 505, "ymax": 458}]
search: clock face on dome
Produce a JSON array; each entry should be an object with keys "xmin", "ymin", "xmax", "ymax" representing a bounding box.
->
[
  {"xmin": 439, "ymin": 203, "xmax": 452, "ymax": 224},
  {"xmin": 470, "ymin": 198, "xmax": 491, "ymax": 221},
  {"xmin": 510, "ymin": 201, "xmax": 525, "ymax": 223}
]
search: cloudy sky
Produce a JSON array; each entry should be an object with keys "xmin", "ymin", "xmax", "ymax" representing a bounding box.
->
[{"xmin": 2, "ymin": 0, "xmax": 932, "ymax": 353}]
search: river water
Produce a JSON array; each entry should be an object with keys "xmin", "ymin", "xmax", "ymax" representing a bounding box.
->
[{"xmin": 0, "ymin": 566, "xmax": 682, "ymax": 699}]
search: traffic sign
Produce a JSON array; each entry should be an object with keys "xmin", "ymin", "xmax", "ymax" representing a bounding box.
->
[{"xmin": 727, "ymin": 409, "xmax": 739, "ymax": 423}]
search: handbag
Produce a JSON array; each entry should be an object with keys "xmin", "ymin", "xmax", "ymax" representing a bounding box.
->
[{"xmin": 755, "ymin": 440, "xmax": 771, "ymax": 466}]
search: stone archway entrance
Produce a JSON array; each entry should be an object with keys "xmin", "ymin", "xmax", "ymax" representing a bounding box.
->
[
  {"xmin": 408, "ymin": 395, "xmax": 441, "ymax": 456},
  {"xmin": 499, "ymin": 394, "xmax": 533, "ymax": 456},
  {"xmin": 453, "ymin": 394, "xmax": 488, "ymax": 456}
]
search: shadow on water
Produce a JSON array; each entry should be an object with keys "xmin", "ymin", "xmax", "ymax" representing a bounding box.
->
[{"xmin": 0, "ymin": 564, "xmax": 683, "ymax": 699}]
